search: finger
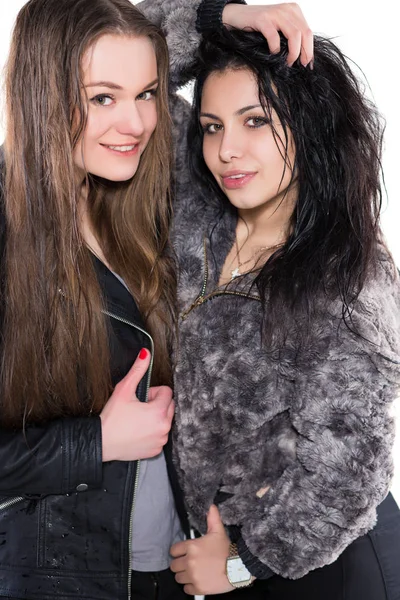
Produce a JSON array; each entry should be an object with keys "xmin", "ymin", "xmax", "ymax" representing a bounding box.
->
[
  {"xmin": 170, "ymin": 557, "xmax": 187, "ymax": 573},
  {"xmin": 166, "ymin": 399, "xmax": 175, "ymax": 423},
  {"xmin": 277, "ymin": 17, "xmax": 302, "ymax": 66},
  {"xmin": 184, "ymin": 585, "xmax": 196, "ymax": 596},
  {"xmin": 148, "ymin": 385, "xmax": 173, "ymax": 405},
  {"xmin": 121, "ymin": 348, "xmax": 151, "ymax": 396},
  {"xmin": 299, "ymin": 27, "xmax": 314, "ymax": 67},
  {"xmin": 151, "ymin": 390, "xmax": 174, "ymax": 421},
  {"xmin": 147, "ymin": 385, "xmax": 164, "ymax": 400},
  {"xmin": 175, "ymin": 571, "xmax": 192, "ymax": 585},
  {"xmin": 259, "ymin": 21, "xmax": 281, "ymax": 54},
  {"xmin": 170, "ymin": 540, "xmax": 189, "ymax": 558},
  {"xmin": 206, "ymin": 503, "xmax": 224, "ymax": 533},
  {"xmin": 282, "ymin": 5, "xmax": 314, "ymax": 66}
]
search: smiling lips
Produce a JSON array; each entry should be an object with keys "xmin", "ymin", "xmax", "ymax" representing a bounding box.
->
[
  {"xmin": 101, "ymin": 143, "xmax": 139, "ymax": 156},
  {"xmin": 221, "ymin": 170, "xmax": 257, "ymax": 189}
]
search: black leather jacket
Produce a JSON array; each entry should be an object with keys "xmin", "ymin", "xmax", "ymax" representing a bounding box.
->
[{"xmin": 0, "ymin": 246, "xmax": 187, "ymax": 600}]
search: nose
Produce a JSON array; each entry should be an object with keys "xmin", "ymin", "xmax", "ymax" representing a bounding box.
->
[
  {"xmin": 116, "ymin": 101, "xmax": 145, "ymax": 138},
  {"xmin": 218, "ymin": 128, "xmax": 243, "ymax": 163}
]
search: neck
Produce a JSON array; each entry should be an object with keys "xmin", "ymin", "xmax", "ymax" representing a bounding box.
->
[{"xmin": 236, "ymin": 184, "xmax": 296, "ymax": 246}]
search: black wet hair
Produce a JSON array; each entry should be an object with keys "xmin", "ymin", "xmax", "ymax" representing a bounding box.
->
[{"xmin": 189, "ymin": 28, "xmax": 385, "ymax": 347}]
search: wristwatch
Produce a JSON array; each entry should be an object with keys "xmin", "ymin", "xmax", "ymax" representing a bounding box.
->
[{"xmin": 226, "ymin": 543, "xmax": 256, "ymax": 588}]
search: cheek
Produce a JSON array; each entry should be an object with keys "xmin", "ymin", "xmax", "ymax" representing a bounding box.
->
[
  {"xmin": 143, "ymin": 104, "xmax": 158, "ymax": 137},
  {"xmin": 202, "ymin": 136, "xmax": 217, "ymax": 174},
  {"xmin": 72, "ymin": 139, "xmax": 83, "ymax": 171},
  {"xmin": 84, "ymin": 110, "xmax": 111, "ymax": 141},
  {"xmin": 72, "ymin": 114, "xmax": 108, "ymax": 171},
  {"xmin": 258, "ymin": 135, "xmax": 289, "ymax": 175}
]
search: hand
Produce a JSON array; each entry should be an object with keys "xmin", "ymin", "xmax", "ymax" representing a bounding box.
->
[
  {"xmin": 170, "ymin": 505, "xmax": 234, "ymax": 595},
  {"xmin": 100, "ymin": 349, "xmax": 174, "ymax": 462},
  {"xmin": 222, "ymin": 3, "xmax": 313, "ymax": 67}
]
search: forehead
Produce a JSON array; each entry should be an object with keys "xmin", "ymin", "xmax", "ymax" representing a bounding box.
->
[
  {"xmin": 201, "ymin": 68, "xmax": 260, "ymax": 111},
  {"xmin": 82, "ymin": 34, "xmax": 157, "ymax": 86}
]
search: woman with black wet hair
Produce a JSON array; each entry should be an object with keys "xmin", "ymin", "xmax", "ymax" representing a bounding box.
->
[{"xmin": 168, "ymin": 27, "xmax": 400, "ymax": 599}]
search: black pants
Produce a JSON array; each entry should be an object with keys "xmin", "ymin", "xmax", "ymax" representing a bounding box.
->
[
  {"xmin": 208, "ymin": 493, "xmax": 400, "ymax": 600},
  {"xmin": 131, "ymin": 568, "xmax": 192, "ymax": 600}
]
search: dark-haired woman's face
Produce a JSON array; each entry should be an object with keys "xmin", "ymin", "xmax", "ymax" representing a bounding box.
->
[{"xmin": 200, "ymin": 68, "xmax": 297, "ymax": 216}]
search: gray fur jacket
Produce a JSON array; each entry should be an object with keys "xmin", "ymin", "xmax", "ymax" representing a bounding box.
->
[{"xmin": 140, "ymin": 0, "xmax": 400, "ymax": 581}]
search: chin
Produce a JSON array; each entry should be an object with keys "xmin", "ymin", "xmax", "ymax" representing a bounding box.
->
[
  {"xmin": 107, "ymin": 173, "xmax": 137, "ymax": 182},
  {"xmin": 226, "ymin": 196, "xmax": 253, "ymax": 210},
  {"xmin": 93, "ymin": 167, "xmax": 139, "ymax": 182}
]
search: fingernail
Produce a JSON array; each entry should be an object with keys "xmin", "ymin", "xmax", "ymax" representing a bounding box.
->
[{"xmin": 139, "ymin": 348, "xmax": 148, "ymax": 360}]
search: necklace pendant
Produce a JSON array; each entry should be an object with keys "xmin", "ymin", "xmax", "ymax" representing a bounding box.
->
[{"xmin": 231, "ymin": 267, "xmax": 241, "ymax": 280}]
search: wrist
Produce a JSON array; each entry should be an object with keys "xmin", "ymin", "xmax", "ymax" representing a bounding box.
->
[{"xmin": 196, "ymin": 0, "xmax": 246, "ymax": 34}]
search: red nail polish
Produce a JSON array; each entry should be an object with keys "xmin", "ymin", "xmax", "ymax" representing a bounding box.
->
[{"xmin": 139, "ymin": 348, "xmax": 148, "ymax": 360}]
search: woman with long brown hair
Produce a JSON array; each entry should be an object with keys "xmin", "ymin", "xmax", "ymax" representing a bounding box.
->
[
  {"xmin": 0, "ymin": 1, "xmax": 182, "ymax": 598},
  {"xmin": 0, "ymin": 0, "xmax": 312, "ymax": 598}
]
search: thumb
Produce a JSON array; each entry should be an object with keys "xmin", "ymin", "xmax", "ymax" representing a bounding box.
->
[
  {"xmin": 120, "ymin": 348, "xmax": 151, "ymax": 398},
  {"xmin": 148, "ymin": 385, "xmax": 173, "ymax": 407},
  {"xmin": 207, "ymin": 504, "xmax": 224, "ymax": 534}
]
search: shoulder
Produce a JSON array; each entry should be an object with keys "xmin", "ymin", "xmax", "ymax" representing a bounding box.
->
[
  {"xmin": 354, "ymin": 248, "xmax": 399, "ymax": 334},
  {"xmin": 328, "ymin": 247, "xmax": 400, "ymax": 382},
  {"xmin": 353, "ymin": 248, "xmax": 400, "ymax": 353},
  {"xmin": 289, "ymin": 247, "xmax": 400, "ymax": 381}
]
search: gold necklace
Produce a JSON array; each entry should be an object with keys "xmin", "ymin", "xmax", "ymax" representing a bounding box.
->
[{"xmin": 231, "ymin": 238, "xmax": 284, "ymax": 280}]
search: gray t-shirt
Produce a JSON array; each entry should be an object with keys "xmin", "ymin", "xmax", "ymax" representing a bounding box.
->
[
  {"xmin": 111, "ymin": 271, "xmax": 184, "ymax": 571},
  {"xmin": 131, "ymin": 453, "xmax": 184, "ymax": 571}
]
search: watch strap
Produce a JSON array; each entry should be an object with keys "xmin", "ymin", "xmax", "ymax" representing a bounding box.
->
[{"xmin": 229, "ymin": 542, "xmax": 239, "ymax": 557}]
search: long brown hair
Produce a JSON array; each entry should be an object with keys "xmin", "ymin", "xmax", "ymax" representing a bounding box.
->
[{"xmin": 1, "ymin": 0, "xmax": 175, "ymax": 428}]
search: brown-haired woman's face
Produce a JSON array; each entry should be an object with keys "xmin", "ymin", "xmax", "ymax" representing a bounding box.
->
[{"xmin": 74, "ymin": 34, "xmax": 158, "ymax": 182}]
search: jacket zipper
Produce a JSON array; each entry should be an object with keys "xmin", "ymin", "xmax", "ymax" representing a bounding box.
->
[
  {"xmin": 102, "ymin": 309, "xmax": 154, "ymax": 600},
  {"xmin": 181, "ymin": 236, "xmax": 261, "ymax": 320},
  {"xmin": 0, "ymin": 496, "xmax": 24, "ymax": 512}
]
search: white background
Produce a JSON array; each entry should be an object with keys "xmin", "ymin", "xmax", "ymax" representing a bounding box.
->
[{"xmin": 0, "ymin": 1, "xmax": 399, "ymax": 502}]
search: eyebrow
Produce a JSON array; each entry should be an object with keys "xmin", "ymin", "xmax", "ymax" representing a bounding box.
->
[
  {"xmin": 85, "ymin": 78, "xmax": 159, "ymax": 90},
  {"xmin": 200, "ymin": 104, "xmax": 262, "ymax": 120}
]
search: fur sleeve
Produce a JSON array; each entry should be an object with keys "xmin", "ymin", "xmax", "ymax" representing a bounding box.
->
[
  {"xmin": 137, "ymin": 0, "xmax": 203, "ymax": 90},
  {"xmin": 138, "ymin": 0, "xmax": 246, "ymax": 90},
  {"xmin": 239, "ymin": 255, "xmax": 400, "ymax": 579}
]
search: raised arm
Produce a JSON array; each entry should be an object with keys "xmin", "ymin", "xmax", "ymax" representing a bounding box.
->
[{"xmin": 138, "ymin": 0, "xmax": 313, "ymax": 90}]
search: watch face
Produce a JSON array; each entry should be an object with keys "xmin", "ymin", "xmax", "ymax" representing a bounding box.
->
[{"xmin": 227, "ymin": 556, "xmax": 252, "ymax": 585}]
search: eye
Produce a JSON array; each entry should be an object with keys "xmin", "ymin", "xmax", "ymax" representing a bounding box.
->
[
  {"xmin": 137, "ymin": 89, "xmax": 157, "ymax": 101},
  {"xmin": 202, "ymin": 123, "xmax": 223, "ymax": 135},
  {"xmin": 245, "ymin": 116, "xmax": 269, "ymax": 128},
  {"xmin": 90, "ymin": 94, "xmax": 114, "ymax": 107}
]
